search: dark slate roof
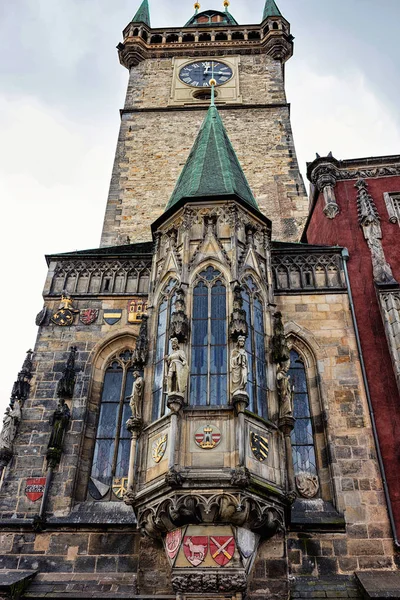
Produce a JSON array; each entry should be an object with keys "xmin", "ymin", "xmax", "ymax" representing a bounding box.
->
[
  {"xmin": 184, "ymin": 9, "xmax": 238, "ymax": 28},
  {"xmin": 132, "ymin": 0, "xmax": 151, "ymax": 26},
  {"xmin": 45, "ymin": 241, "xmax": 153, "ymax": 264},
  {"xmin": 165, "ymin": 104, "xmax": 259, "ymax": 213},
  {"xmin": 263, "ymin": 0, "xmax": 282, "ymax": 19}
]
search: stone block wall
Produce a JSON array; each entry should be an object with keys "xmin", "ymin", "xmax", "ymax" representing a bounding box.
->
[{"xmin": 101, "ymin": 54, "xmax": 308, "ymax": 247}]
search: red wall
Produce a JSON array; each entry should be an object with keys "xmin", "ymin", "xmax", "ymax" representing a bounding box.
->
[{"xmin": 306, "ymin": 176, "xmax": 400, "ymax": 539}]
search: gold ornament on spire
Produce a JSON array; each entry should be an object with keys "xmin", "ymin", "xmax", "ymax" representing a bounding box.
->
[
  {"xmin": 223, "ymin": 0, "xmax": 230, "ymax": 8},
  {"xmin": 194, "ymin": 2, "xmax": 200, "ymax": 11}
]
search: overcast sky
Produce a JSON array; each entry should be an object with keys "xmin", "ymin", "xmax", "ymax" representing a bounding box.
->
[{"xmin": 0, "ymin": 0, "xmax": 399, "ymax": 415}]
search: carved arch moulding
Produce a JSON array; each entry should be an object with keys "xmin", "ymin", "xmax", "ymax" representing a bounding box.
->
[{"xmin": 137, "ymin": 491, "xmax": 285, "ymax": 540}]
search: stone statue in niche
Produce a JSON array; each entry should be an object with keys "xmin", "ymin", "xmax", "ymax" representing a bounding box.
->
[
  {"xmin": 47, "ymin": 399, "xmax": 71, "ymax": 452},
  {"xmin": 231, "ymin": 336, "xmax": 249, "ymax": 396},
  {"xmin": 165, "ymin": 338, "xmax": 189, "ymax": 397},
  {"xmin": 0, "ymin": 401, "xmax": 21, "ymax": 451},
  {"xmin": 276, "ymin": 362, "xmax": 293, "ymax": 419},
  {"xmin": 127, "ymin": 371, "xmax": 144, "ymax": 420}
]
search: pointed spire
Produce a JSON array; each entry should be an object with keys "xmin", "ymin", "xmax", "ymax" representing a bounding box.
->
[
  {"xmin": 263, "ymin": 0, "xmax": 282, "ymax": 20},
  {"xmin": 132, "ymin": 0, "xmax": 151, "ymax": 26},
  {"xmin": 165, "ymin": 103, "xmax": 259, "ymax": 213}
]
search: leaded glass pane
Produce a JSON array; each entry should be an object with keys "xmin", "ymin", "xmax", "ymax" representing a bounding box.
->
[
  {"xmin": 190, "ymin": 375, "xmax": 207, "ymax": 405},
  {"xmin": 191, "ymin": 346, "xmax": 207, "ymax": 375},
  {"xmin": 257, "ymin": 386, "xmax": 268, "ymax": 420},
  {"xmin": 102, "ymin": 369, "xmax": 123, "ymax": 402},
  {"xmin": 292, "ymin": 445, "xmax": 317, "ymax": 476},
  {"xmin": 211, "ymin": 318, "xmax": 226, "ymax": 346},
  {"xmin": 152, "ymin": 389, "xmax": 163, "ymax": 422},
  {"xmin": 293, "ymin": 393, "xmax": 311, "ymax": 419},
  {"xmin": 91, "ymin": 439, "xmax": 114, "ymax": 484},
  {"xmin": 115, "ymin": 439, "xmax": 131, "ymax": 478},
  {"xmin": 210, "ymin": 374, "xmax": 227, "ymax": 406},
  {"xmin": 97, "ymin": 403, "xmax": 118, "ymax": 439},
  {"xmin": 211, "ymin": 345, "xmax": 227, "ymax": 374},
  {"xmin": 192, "ymin": 319, "xmax": 208, "ymax": 346},
  {"xmin": 119, "ymin": 402, "xmax": 132, "ymax": 439}
]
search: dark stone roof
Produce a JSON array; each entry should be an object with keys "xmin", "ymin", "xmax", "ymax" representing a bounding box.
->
[
  {"xmin": 132, "ymin": 0, "xmax": 150, "ymax": 26},
  {"xmin": 263, "ymin": 0, "xmax": 282, "ymax": 19},
  {"xmin": 45, "ymin": 241, "xmax": 153, "ymax": 265},
  {"xmin": 166, "ymin": 104, "xmax": 259, "ymax": 213}
]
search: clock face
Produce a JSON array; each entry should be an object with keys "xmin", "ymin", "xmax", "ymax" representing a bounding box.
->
[{"xmin": 179, "ymin": 61, "xmax": 233, "ymax": 88}]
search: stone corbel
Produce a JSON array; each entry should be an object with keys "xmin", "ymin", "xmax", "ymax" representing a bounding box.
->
[{"xmin": 310, "ymin": 160, "xmax": 340, "ymax": 220}]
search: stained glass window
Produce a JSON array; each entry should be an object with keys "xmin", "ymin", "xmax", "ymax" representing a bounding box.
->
[
  {"xmin": 190, "ymin": 268, "xmax": 227, "ymax": 406},
  {"xmin": 152, "ymin": 279, "xmax": 178, "ymax": 421},
  {"xmin": 242, "ymin": 277, "xmax": 268, "ymax": 418},
  {"xmin": 89, "ymin": 355, "xmax": 136, "ymax": 501},
  {"xmin": 289, "ymin": 350, "xmax": 317, "ymax": 477}
]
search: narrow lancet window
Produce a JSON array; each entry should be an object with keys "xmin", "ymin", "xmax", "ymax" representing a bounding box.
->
[
  {"xmin": 89, "ymin": 358, "xmax": 134, "ymax": 501},
  {"xmin": 242, "ymin": 277, "xmax": 268, "ymax": 418},
  {"xmin": 190, "ymin": 267, "xmax": 228, "ymax": 406},
  {"xmin": 152, "ymin": 279, "xmax": 178, "ymax": 421},
  {"xmin": 289, "ymin": 349, "xmax": 317, "ymax": 478}
]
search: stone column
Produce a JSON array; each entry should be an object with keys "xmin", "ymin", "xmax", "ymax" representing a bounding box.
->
[
  {"xmin": 279, "ymin": 416, "xmax": 296, "ymax": 493},
  {"xmin": 124, "ymin": 417, "xmax": 142, "ymax": 505},
  {"xmin": 165, "ymin": 395, "xmax": 184, "ymax": 487}
]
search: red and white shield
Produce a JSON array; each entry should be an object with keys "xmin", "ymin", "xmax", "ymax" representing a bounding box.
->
[
  {"xmin": 183, "ymin": 536, "xmax": 208, "ymax": 566},
  {"xmin": 25, "ymin": 478, "xmax": 46, "ymax": 502},
  {"xmin": 80, "ymin": 309, "xmax": 99, "ymax": 325},
  {"xmin": 166, "ymin": 529, "xmax": 182, "ymax": 561},
  {"xmin": 210, "ymin": 536, "xmax": 235, "ymax": 566}
]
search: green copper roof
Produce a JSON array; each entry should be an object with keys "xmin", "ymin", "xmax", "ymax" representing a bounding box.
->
[
  {"xmin": 184, "ymin": 9, "xmax": 238, "ymax": 28},
  {"xmin": 165, "ymin": 104, "xmax": 259, "ymax": 212},
  {"xmin": 263, "ymin": 0, "xmax": 282, "ymax": 19},
  {"xmin": 132, "ymin": 0, "xmax": 151, "ymax": 26}
]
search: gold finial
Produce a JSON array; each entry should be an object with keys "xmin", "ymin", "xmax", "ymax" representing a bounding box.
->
[
  {"xmin": 209, "ymin": 78, "xmax": 217, "ymax": 87},
  {"xmin": 194, "ymin": 2, "xmax": 200, "ymax": 12},
  {"xmin": 223, "ymin": 0, "xmax": 230, "ymax": 9}
]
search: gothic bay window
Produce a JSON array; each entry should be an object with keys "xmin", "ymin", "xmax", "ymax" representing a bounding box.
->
[
  {"xmin": 289, "ymin": 349, "xmax": 317, "ymax": 479},
  {"xmin": 152, "ymin": 279, "xmax": 177, "ymax": 421},
  {"xmin": 89, "ymin": 354, "xmax": 134, "ymax": 501},
  {"xmin": 190, "ymin": 267, "xmax": 228, "ymax": 406},
  {"xmin": 242, "ymin": 277, "xmax": 268, "ymax": 419}
]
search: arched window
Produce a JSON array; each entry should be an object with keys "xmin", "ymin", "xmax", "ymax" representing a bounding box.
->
[
  {"xmin": 190, "ymin": 266, "xmax": 227, "ymax": 406},
  {"xmin": 88, "ymin": 353, "xmax": 136, "ymax": 501},
  {"xmin": 242, "ymin": 276, "xmax": 268, "ymax": 419},
  {"xmin": 289, "ymin": 349, "xmax": 318, "ymax": 480},
  {"xmin": 152, "ymin": 279, "xmax": 178, "ymax": 421}
]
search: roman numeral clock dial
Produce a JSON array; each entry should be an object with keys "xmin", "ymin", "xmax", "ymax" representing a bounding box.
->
[{"xmin": 179, "ymin": 61, "xmax": 233, "ymax": 88}]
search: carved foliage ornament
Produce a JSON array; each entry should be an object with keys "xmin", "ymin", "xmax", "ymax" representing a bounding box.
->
[{"xmin": 138, "ymin": 492, "xmax": 285, "ymax": 540}]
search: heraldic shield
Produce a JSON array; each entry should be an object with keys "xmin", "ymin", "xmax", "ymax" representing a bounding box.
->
[
  {"xmin": 165, "ymin": 529, "xmax": 183, "ymax": 562},
  {"xmin": 183, "ymin": 536, "xmax": 208, "ymax": 566},
  {"xmin": 209, "ymin": 535, "xmax": 236, "ymax": 566},
  {"xmin": 25, "ymin": 478, "xmax": 46, "ymax": 502}
]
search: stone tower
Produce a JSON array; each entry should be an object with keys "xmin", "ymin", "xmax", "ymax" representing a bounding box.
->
[
  {"xmin": 101, "ymin": 0, "xmax": 308, "ymax": 247},
  {"xmin": 0, "ymin": 2, "xmax": 399, "ymax": 599}
]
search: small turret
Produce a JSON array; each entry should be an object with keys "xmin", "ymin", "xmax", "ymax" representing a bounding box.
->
[{"xmin": 263, "ymin": 0, "xmax": 282, "ymax": 19}]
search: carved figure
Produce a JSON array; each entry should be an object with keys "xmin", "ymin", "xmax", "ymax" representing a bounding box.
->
[
  {"xmin": 230, "ymin": 335, "xmax": 248, "ymax": 395},
  {"xmin": 272, "ymin": 312, "xmax": 290, "ymax": 364},
  {"xmin": 127, "ymin": 371, "xmax": 144, "ymax": 420},
  {"xmin": 296, "ymin": 472, "xmax": 319, "ymax": 499},
  {"xmin": 0, "ymin": 401, "xmax": 21, "ymax": 451},
  {"xmin": 48, "ymin": 399, "xmax": 71, "ymax": 451},
  {"xmin": 165, "ymin": 338, "xmax": 188, "ymax": 396},
  {"xmin": 184, "ymin": 537, "xmax": 206, "ymax": 562},
  {"xmin": 276, "ymin": 361, "xmax": 293, "ymax": 419}
]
